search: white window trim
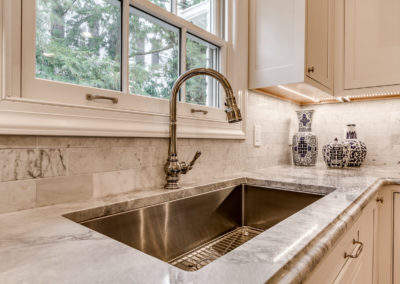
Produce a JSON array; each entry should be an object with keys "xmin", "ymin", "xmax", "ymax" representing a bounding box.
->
[{"xmin": 0, "ymin": 0, "xmax": 247, "ymax": 139}]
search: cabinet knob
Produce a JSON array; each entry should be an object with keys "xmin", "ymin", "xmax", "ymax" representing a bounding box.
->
[
  {"xmin": 376, "ymin": 196, "xmax": 384, "ymax": 203},
  {"xmin": 307, "ymin": 66, "xmax": 315, "ymax": 73}
]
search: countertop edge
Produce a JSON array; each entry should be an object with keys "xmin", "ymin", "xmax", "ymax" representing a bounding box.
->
[{"xmin": 267, "ymin": 177, "xmax": 390, "ymax": 284}]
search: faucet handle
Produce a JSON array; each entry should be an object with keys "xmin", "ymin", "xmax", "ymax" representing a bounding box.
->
[
  {"xmin": 189, "ymin": 151, "xmax": 201, "ymax": 167},
  {"xmin": 180, "ymin": 151, "xmax": 201, "ymax": 174}
]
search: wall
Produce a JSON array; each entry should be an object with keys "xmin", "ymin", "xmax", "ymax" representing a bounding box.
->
[
  {"xmin": 3, "ymin": 95, "xmax": 398, "ymax": 214},
  {"xmin": 308, "ymin": 98, "xmax": 400, "ymax": 166},
  {"xmin": 0, "ymin": 91, "xmax": 298, "ymax": 214}
]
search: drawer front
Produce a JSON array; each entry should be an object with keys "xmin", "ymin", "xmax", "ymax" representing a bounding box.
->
[
  {"xmin": 306, "ymin": 196, "xmax": 376, "ymax": 284},
  {"xmin": 333, "ymin": 207, "xmax": 374, "ymax": 284}
]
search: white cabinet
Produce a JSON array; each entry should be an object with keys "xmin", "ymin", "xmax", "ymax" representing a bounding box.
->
[
  {"xmin": 248, "ymin": 0, "xmax": 306, "ymax": 89},
  {"xmin": 377, "ymin": 185, "xmax": 400, "ymax": 284},
  {"xmin": 305, "ymin": 195, "xmax": 377, "ymax": 284},
  {"xmin": 248, "ymin": 0, "xmax": 334, "ymax": 103},
  {"xmin": 376, "ymin": 186, "xmax": 393, "ymax": 284},
  {"xmin": 249, "ymin": 0, "xmax": 400, "ymax": 103},
  {"xmin": 343, "ymin": 0, "xmax": 400, "ymax": 90},
  {"xmin": 394, "ymin": 193, "xmax": 400, "ymax": 284},
  {"xmin": 305, "ymin": 0, "xmax": 334, "ymax": 90}
]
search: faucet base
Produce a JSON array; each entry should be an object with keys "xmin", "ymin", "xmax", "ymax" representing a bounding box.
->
[
  {"xmin": 164, "ymin": 182, "xmax": 180, "ymax": 190},
  {"xmin": 164, "ymin": 156, "xmax": 181, "ymax": 190}
]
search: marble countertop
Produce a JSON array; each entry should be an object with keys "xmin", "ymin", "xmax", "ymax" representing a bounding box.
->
[{"xmin": 1, "ymin": 165, "xmax": 400, "ymax": 284}]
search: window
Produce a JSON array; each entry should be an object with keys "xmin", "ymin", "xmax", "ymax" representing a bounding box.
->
[
  {"xmin": 178, "ymin": 0, "xmax": 212, "ymax": 32},
  {"xmin": 2, "ymin": 0, "xmax": 246, "ymax": 139},
  {"xmin": 149, "ymin": 0, "xmax": 217, "ymax": 34},
  {"xmin": 21, "ymin": 0, "xmax": 225, "ymax": 110},
  {"xmin": 129, "ymin": 7, "xmax": 179, "ymax": 99},
  {"xmin": 186, "ymin": 34, "xmax": 219, "ymax": 107},
  {"xmin": 149, "ymin": 0, "xmax": 172, "ymax": 11},
  {"xmin": 35, "ymin": 0, "xmax": 122, "ymax": 91}
]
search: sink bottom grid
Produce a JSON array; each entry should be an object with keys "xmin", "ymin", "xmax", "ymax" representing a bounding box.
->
[{"xmin": 169, "ymin": 226, "xmax": 263, "ymax": 271}]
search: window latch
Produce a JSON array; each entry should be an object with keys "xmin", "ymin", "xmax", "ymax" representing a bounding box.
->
[
  {"xmin": 86, "ymin": 94, "xmax": 118, "ymax": 104},
  {"xmin": 191, "ymin": 108, "xmax": 208, "ymax": 115}
]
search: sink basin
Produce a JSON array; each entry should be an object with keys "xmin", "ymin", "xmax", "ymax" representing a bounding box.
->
[{"xmin": 75, "ymin": 185, "xmax": 323, "ymax": 271}]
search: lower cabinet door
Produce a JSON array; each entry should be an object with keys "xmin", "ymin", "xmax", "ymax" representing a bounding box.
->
[
  {"xmin": 394, "ymin": 193, "xmax": 400, "ymax": 284},
  {"xmin": 305, "ymin": 197, "xmax": 376, "ymax": 284},
  {"xmin": 333, "ymin": 206, "xmax": 374, "ymax": 284}
]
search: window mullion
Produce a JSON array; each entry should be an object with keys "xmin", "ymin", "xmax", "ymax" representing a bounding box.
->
[
  {"xmin": 180, "ymin": 28, "xmax": 187, "ymax": 102},
  {"xmin": 171, "ymin": 0, "xmax": 178, "ymax": 14},
  {"xmin": 214, "ymin": 0, "xmax": 222, "ymax": 37},
  {"xmin": 122, "ymin": 0, "xmax": 130, "ymax": 94}
]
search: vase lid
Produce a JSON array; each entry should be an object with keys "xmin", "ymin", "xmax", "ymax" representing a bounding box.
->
[{"xmin": 330, "ymin": 137, "xmax": 343, "ymax": 146}]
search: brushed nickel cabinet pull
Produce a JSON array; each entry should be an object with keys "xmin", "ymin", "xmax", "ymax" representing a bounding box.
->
[
  {"xmin": 191, "ymin": 108, "xmax": 208, "ymax": 115},
  {"xmin": 344, "ymin": 239, "xmax": 364, "ymax": 259},
  {"xmin": 86, "ymin": 94, "xmax": 118, "ymax": 104},
  {"xmin": 376, "ymin": 196, "xmax": 384, "ymax": 203}
]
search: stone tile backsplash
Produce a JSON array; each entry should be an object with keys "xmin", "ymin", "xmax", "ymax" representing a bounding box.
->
[
  {"xmin": 0, "ymin": 92, "xmax": 297, "ymax": 213},
  {"xmin": 0, "ymin": 149, "xmax": 66, "ymax": 182},
  {"xmin": 1, "ymin": 92, "xmax": 399, "ymax": 214},
  {"xmin": 309, "ymin": 99, "xmax": 400, "ymax": 166}
]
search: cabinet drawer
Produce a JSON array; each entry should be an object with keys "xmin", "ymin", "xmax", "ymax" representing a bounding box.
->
[{"xmin": 305, "ymin": 197, "xmax": 376, "ymax": 284}]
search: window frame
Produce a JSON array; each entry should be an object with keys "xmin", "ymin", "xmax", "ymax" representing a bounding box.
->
[{"xmin": 0, "ymin": 0, "xmax": 246, "ymax": 139}]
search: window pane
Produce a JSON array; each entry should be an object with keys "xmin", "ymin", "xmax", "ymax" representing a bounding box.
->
[
  {"xmin": 178, "ymin": 0, "xmax": 211, "ymax": 32},
  {"xmin": 36, "ymin": 0, "xmax": 121, "ymax": 91},
  {"xmin": 129, "ymin": 7, "xmax": 179, "ymax": 100},
  {"xmin": 148, "ymin": 0, "xmax": 172, "ymax": 11},
  {"xmin": 186, "ymin": 34, "xmax": 219, "ymax": 107}
]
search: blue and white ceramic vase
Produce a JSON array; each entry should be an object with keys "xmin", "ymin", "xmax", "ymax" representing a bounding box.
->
[
  {"xmin": 322, "ymin": 138, "xmax": 350, "ymax": 168},
  {"xmin": 343, "ymin": 124, "xmax": 367, "ymax": 167},
  {"xmin": 292, "ymin": 110, "xmax": 318, "ymax": 166}
]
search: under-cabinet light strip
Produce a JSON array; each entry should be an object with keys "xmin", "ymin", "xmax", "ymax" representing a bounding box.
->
[
  {"xmin": 321, "ymin": 91, "xmax": 400, "ymax": 103},
  {"xmin": 277, "ymin": 85, "xmax": 320, "ymax": 103}
]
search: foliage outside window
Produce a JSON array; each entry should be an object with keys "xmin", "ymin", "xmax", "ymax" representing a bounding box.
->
[
  {"xmin": 129, "ymin": 7, "xmax": 179, "ymax": 99},
  {"xmin": 36, "ymin": 0, "xmax": 122, "ymax": 91},
  {"xmin": 149, "ymin": 0, "xmax": 212, "ymax": 32},
  {"xmin": 186, "ymin": 34, "xmax": 219, "ymax": 107},
  {"xmin": 35, "ymin": 0, "xmax": 222, "ymax": 107},
  {"xmin": 178, "ymin": 0, "xmax": 211, "ymax": 32}
]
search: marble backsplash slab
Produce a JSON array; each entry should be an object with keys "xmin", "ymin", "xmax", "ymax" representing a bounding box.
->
[{"xmin": 0, "ymin": 149, "xmax": 66, "ymax": 181}]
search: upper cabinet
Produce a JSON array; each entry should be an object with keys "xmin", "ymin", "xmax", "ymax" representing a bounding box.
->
[
  {"xmin": 306, "ymin": 0, "xmax": 334, "ymax": 90},
  {"xmin": 249, "ymin": 0, "xmax": 400, "ymax": 104},
  {"xmin": 343, "ymin": 0, "xmax": 400, "ymax": 90},
  {"xmin": 248, "ymin": 0, "xmax": 306, "ymax": 89}
]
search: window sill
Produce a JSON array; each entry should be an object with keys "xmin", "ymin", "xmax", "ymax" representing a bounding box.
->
[{"xmin": 0, "ymin": 96, "xmax": 246, "ymax": 139}]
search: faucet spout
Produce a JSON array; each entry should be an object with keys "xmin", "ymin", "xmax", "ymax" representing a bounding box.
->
[{"xmin": 164, "ymin": 68, "xmax": 242, "ymax": 190}]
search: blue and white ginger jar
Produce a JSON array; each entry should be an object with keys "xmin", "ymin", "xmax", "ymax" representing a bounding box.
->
[
  {"xmin": 322, "ymin": 138, "xmax": 350, "ymax": 168},
  {"xmin": 343, "ymin": 124, "xmax": 367, "ymax": 167},
  {"xmin": 292, "ymin": 110, "xmax": 318, "ymax": 166}
]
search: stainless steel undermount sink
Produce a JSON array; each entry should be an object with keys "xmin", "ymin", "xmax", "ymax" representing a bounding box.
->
[{"xmin": 70, "ymin": 185, "xmax": 324, "ymax": 271}]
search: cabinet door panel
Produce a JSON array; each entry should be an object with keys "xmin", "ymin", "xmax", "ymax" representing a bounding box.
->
[
  {"xmin": 305, "ymin": 198, "xmax": 376, "ymax": 284},
  {"xmin": 306, "ymin": 0, "xmax": 333, "ymax": 89},
  {"xmin": 332, "ymin": 206, "xmax": 374, "ymax": 284},
  {"xmin": 249, "ymin": 0, "xmax": 305, "ymax": 88},
  {"xmin": 377, "ymin": 188, "xmax": 393, "ymax": 284},
  {"xmin": 394, "ymin": 193, "xmax": 400, "ymax": 284},
  {"xmin": 344, "ymin": 0, "xmax": 400, "ymax": 89}
]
